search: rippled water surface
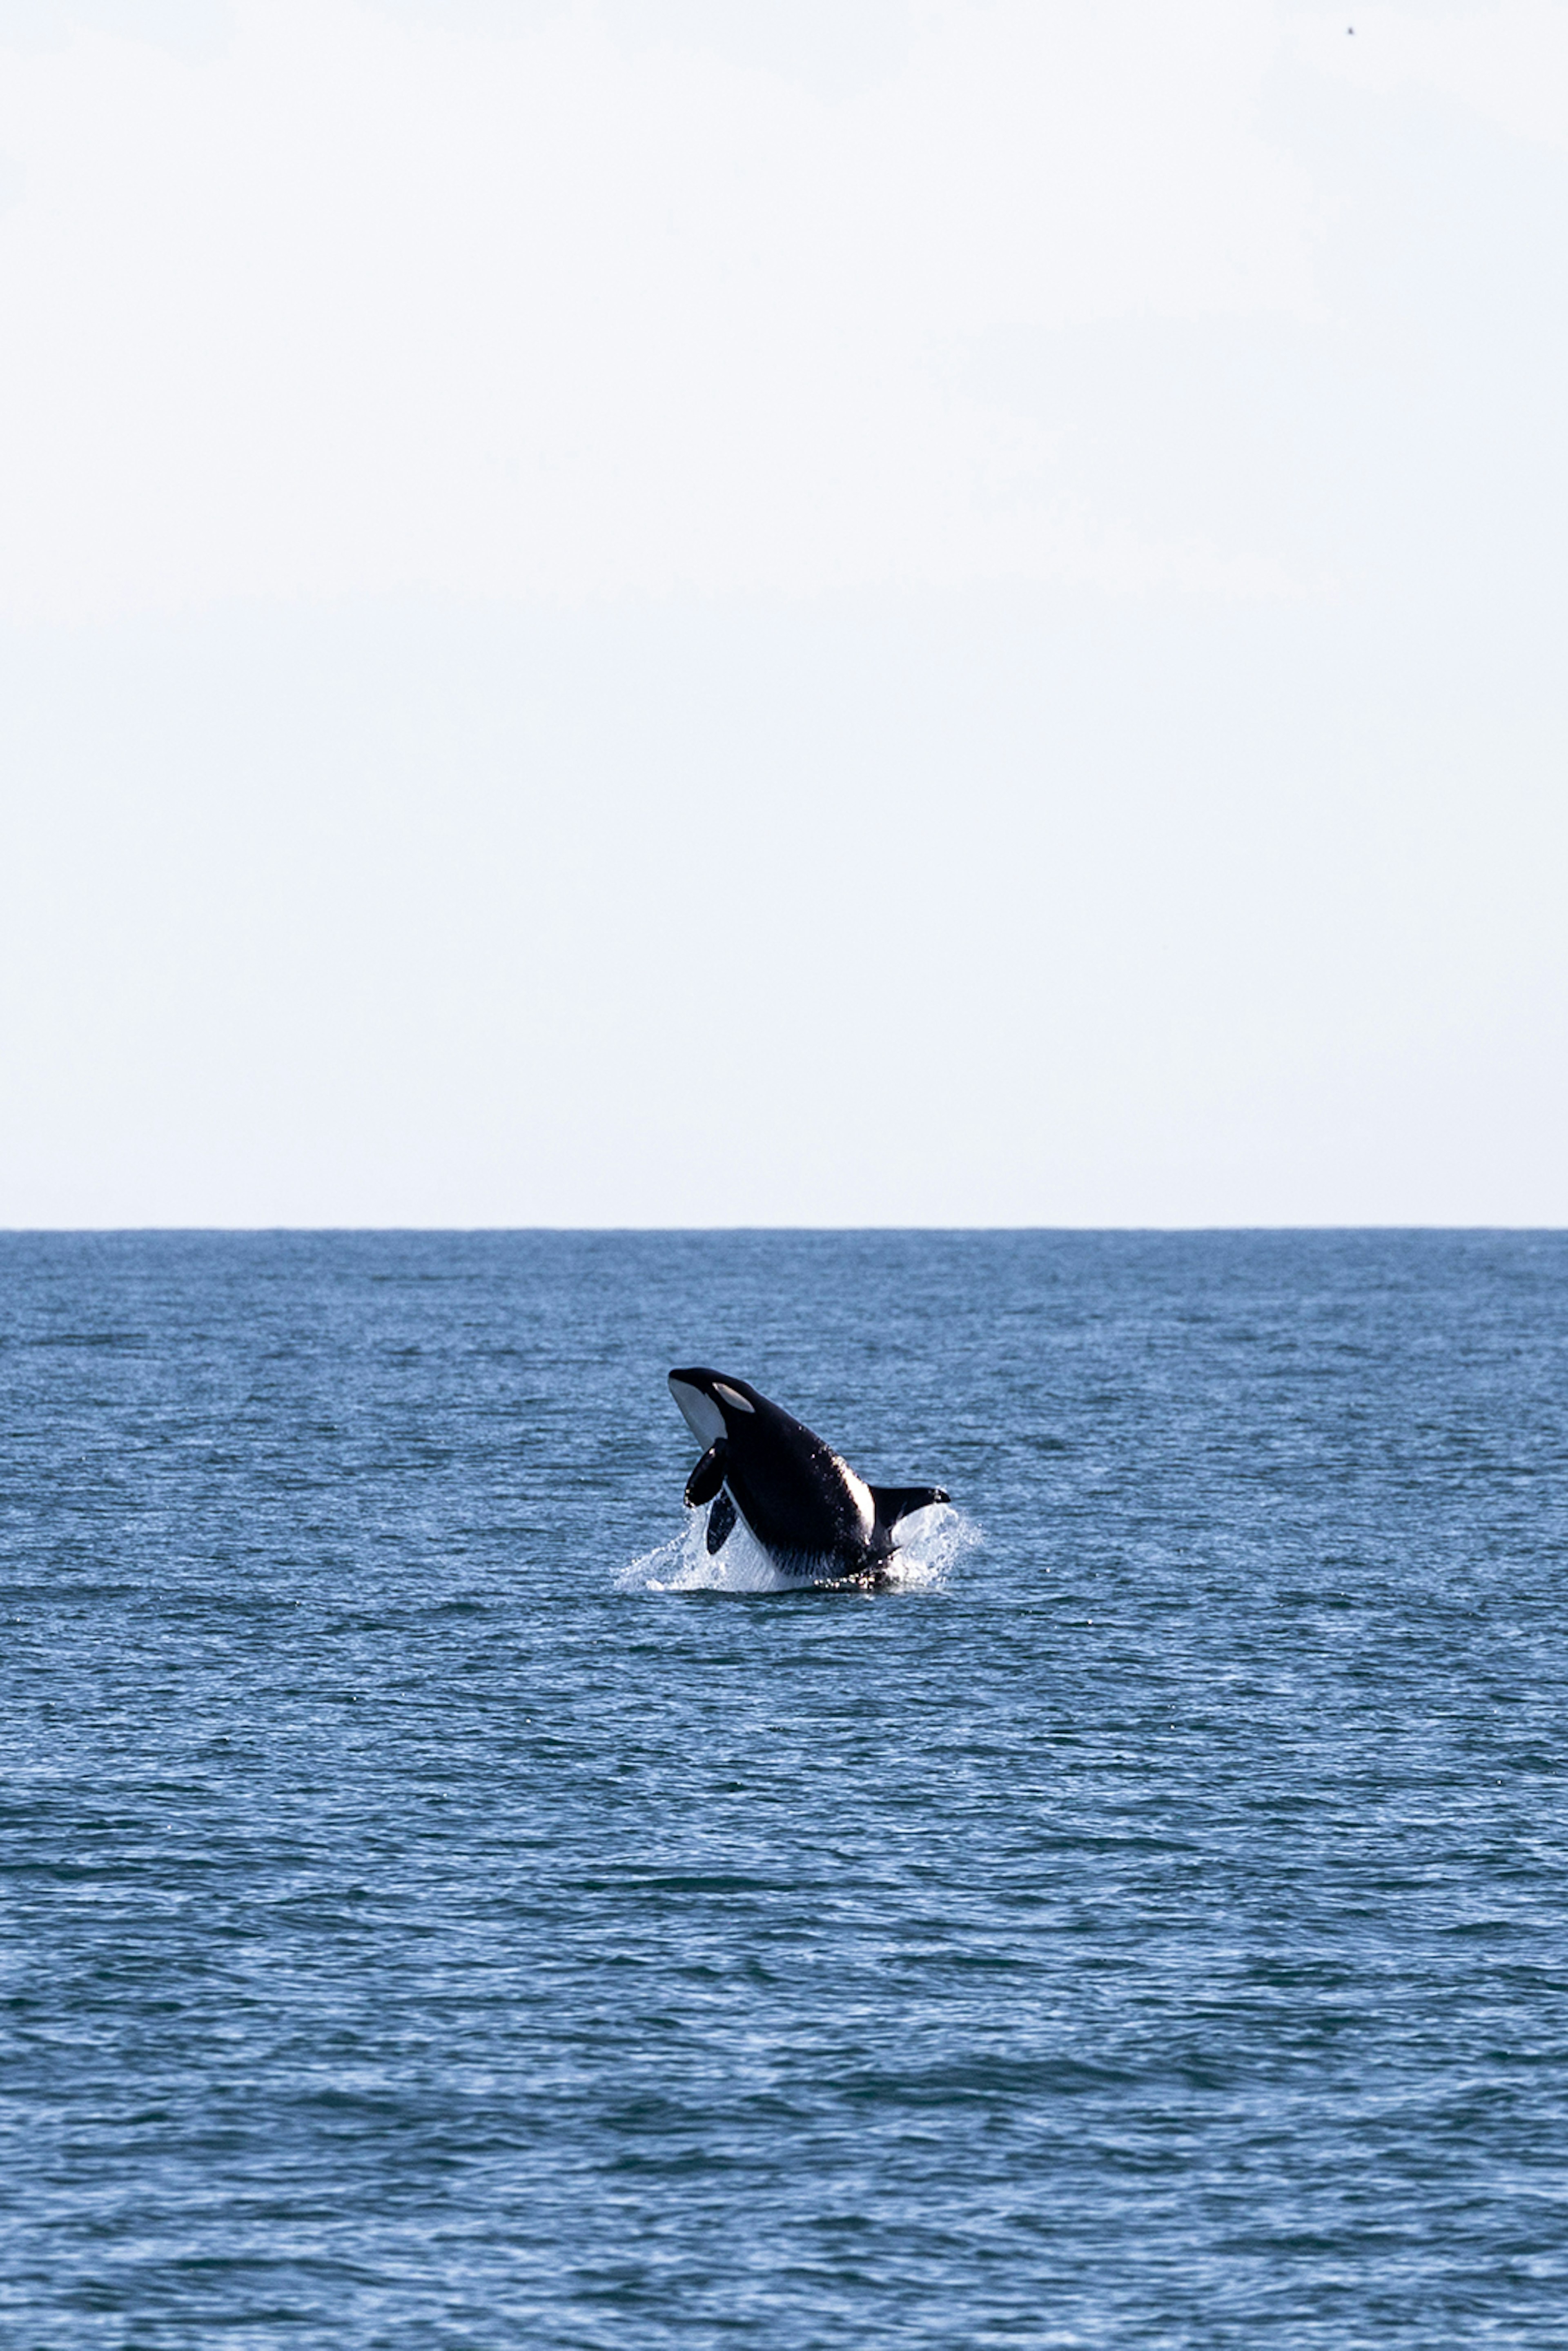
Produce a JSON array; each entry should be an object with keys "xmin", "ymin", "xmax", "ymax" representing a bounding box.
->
[{"xmin": 4, "ymin": 1230, "xmax": 1567, "ymax": 2347}]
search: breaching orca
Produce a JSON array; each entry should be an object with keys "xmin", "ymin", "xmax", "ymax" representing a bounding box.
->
[{"xmin": 667, "ymin": 1367, "xmax": 949, "ymax": 1583}]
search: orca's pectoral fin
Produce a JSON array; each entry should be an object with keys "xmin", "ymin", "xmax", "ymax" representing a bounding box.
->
[
  {"xmin": 705, "ymin": 1489, "xmax": 738, "ymax": 1554},
  {"xmin": 685, "ymin": 1440, "xmax": 728, "ymax": 1508},
  {"xmin": 870, "ymin": 1483, "xmax": 949, "ymax": 1534}
]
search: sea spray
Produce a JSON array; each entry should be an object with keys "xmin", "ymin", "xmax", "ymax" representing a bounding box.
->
[{"xmin": 618, "ymin": 1499, "xmax": 979, "ymax": 1594}]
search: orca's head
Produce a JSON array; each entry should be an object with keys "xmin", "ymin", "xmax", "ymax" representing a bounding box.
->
[{"xmin": 668, "ymin": 1367, "xmax": 762, "ymax": 1446}]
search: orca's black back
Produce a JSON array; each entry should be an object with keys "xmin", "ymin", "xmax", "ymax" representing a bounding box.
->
[{"xmin": 722, "ymin": 1396, "xmax": 872, "ymax": 1570}]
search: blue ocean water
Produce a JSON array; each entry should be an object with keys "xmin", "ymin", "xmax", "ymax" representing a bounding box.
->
[{"xmin": 3, "ymin": 1229, "xmax": 1566, "ymax": 2348}]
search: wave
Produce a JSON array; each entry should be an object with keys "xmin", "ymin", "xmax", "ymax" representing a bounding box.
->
[{"xmin": 617, "ymin": 1499, "xmax": 978, "ymax": 1595}]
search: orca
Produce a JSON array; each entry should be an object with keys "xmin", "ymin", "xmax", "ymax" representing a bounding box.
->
[{"xmin": 667, "ymin": 1367, "xmax": 949, "ymax": 1582}]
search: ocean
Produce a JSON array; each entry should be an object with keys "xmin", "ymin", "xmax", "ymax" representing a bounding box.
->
[{"xmin": 3, "ymin": 1229, "xmax": 1566, "ymax": 2347}]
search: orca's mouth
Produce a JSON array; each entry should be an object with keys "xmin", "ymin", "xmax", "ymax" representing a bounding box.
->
[{"xmin": 668, "ymin": 1373, "xmax": 726, "ymax": 1447}]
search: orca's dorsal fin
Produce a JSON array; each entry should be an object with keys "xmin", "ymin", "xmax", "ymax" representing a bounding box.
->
[
  {"xmin": 685, "ymin": 1440, "xmax": 728, "ymax": 1507},
  {"xmin": 869, "ymin": 1483, "xmax": 949, "ymax": 1533}
]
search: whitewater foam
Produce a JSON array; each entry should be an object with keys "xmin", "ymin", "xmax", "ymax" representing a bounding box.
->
[{"xmin": 618, "ymin": 1499, "xmax": 978, "ymax": 1594}]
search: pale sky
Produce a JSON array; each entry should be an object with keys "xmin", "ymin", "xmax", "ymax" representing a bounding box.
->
[{"xmin": 2, "ymin": 0, "xmax": 1565, "ymax": 1224}]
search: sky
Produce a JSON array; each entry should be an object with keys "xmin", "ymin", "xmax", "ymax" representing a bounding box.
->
[{"xmin": 1, "ymin": 0, "xmax": 1565, "ymax": 1225}]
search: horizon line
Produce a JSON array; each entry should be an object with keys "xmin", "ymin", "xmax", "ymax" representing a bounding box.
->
[{"xmin": 3, "ymin": 1223, "xmax": 1566, "ymax": 1240}]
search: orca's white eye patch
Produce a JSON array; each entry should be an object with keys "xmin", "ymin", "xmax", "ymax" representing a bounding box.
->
[{"xmin": 713, "ymin": 1382, "xmax": 755, "ymax": 1414}]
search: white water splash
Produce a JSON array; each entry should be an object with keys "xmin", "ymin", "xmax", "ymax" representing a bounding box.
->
[{"xmin": 617, "ymin": 1500, "xmax": 978, "ymax": 1595}]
